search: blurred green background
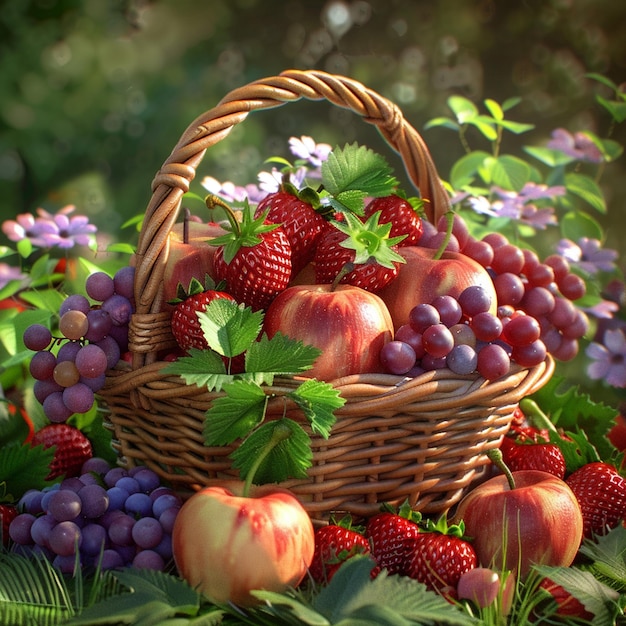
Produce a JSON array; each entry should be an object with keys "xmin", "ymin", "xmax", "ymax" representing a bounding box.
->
[{"xmin": 1, "ymin": 0, "xmax": 625, "ymax": 255}]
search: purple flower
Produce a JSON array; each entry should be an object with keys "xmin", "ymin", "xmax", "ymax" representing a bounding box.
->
[
  {"xmin": 289, "ymin": 136, "xmax": 332, "ymax": 169},
  {"xmin": 201, "ymin": 177, "xmax": 267, "ymax": 205},
  {"xmin": 0, "ymin": 263, "xmax": 27, "ymax": 290},
  {"xmin": 547, "ymin": 128, "xmax": 604, "ymax": 163},
  {"xmin": 2, "ymin": 206, "xmax": 96, "ymax": 249},
  {"xmin": 586, "ymin": 328, "xmax": 626, "ymax": 387},
  {"xmin": 556, "ymin": 237, "xmax": 618, "ymax": 275}
]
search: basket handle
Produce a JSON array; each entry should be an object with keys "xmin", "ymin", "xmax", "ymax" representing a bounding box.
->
[{"xmin": 130, "ymin": 69, "xmax": 450, "ymax": 366}]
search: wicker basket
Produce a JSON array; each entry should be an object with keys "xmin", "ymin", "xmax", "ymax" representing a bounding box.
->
[{"xmin": 100, "ymin": 69, "xmax": 554, "ymax": 519}]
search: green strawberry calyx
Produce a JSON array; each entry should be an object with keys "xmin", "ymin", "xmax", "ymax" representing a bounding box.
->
[
  {"xmin": 206, "ymin": 195, "xmax": 280, "ymax": 264},
  {"xmin": 334, "ymin": 210, "xmax": 406, "ymax": 268}
]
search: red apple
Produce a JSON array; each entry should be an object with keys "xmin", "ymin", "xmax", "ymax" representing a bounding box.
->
[
  {"xmin": 452, "ymin": 469, "xmax": 583, "ymax": 578},
  {"xmin": 262, "ymin": 284, "xmax": 395, "ymax": 381},
  {"xmin": 161, "ymin": 220, "xmax": 228, "ymax": 308},
  {"xmin": 377, "ymin": 246, "xmax": 498, "ymax": 329},
  {"xmin": 172, "ymin": 481, "xmax": 314, "ymax": 606}
]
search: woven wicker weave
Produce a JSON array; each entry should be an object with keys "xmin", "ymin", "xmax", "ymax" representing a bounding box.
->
[{"xmin": 100, "ymin": 69, "xmax": 554, "ymax": 518}]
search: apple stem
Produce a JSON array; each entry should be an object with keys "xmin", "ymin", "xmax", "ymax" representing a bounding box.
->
[
  {"xmin": 433, "ymin": 211, "xmax": 455, "ymax": 260},
  {"xmin": 519, "ymin": 398, "xmax": 558, "ymax": 434},
  {"xmin": 242, "ymin": 419, "xmax": 292, "ymax": 498},
  {"xmin": 487, "ymin": 448, "xmax": 516, "ymax": 490},
  {"xmin": 206, "ymin": 194, "xmax": 241, "ymax": 236},
  {"xmin": 331, "ymin": 262, "xmax": 355, "ymax": 291}
]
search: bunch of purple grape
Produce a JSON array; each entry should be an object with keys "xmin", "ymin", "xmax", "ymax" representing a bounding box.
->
[
  {"xmin": 23, "ymin": 266, "xmax": 135, "ymax": 422},
  {"xmin": 380, "ymin": 213, "xmax": 589, "ymax": 380},
  {"xmin": 8, "ymin": 457, "xmax": 181, "ymax": 573}
]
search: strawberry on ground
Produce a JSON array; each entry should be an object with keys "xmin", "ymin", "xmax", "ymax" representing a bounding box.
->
[
  {"xmin": 210, "ymin": 199, "xmax": 292, "ymax": 311},
  {"xmin": 565, "ymin": 461, "xmax": 626, "ymax": 539},
  {"xmin": 363, "ymin": 194, "xmax": 424, "ymax": 247},
  {"xmin": 538, "ymin": 578, "xmax": 594, "ymax": 621},
  {"xmin": 314, "ymin": 211, "xmax": 406, "ymax": 292},
  {"xmin": 404, "ymin": 517, "xmax": 477, "ymax": 596},
  {"xmin": 499, "ymin": 434, "xmax": 566, "ymax": 479},
  {"xmin": 170, "ymin": 277, "xmax": 236, "ymax": 351},
  {"xmin": 308, "ymin": 522, "xmax": 370, "ymax": 584},
  {"xmin": 30, "ymin": 423, "xmax": 93, "ymax": 480},
  {"xmin": 0, "ymin": 504, "xmax": 18, "ymax": 547},
  {"xmin": 365, "ymin": 503, "xmax": 422, "ymax": 575},
  {"xmin": 254, "ymin": 187, "xmax": 328, "ymax": 277}
]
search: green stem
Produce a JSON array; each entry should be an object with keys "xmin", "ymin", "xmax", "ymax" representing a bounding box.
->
[
  {"xmin": 519, "ymin": 398, "xmax": 558, "ymax": 434},
  {"xmin": 432, "ymin": 211, "xmax": 455, "ymax": 260},
  {"xmin": 205, "ymin": 194, "xmax": 241, "ymax": 236},
  {"xmin": 331, "ymin": 261, "xmax": 355, "ymax": 291},
  {"xmin": 242, "ymin": 418, "xmax": 292, "ymax": 497},
  {"xmin": 487, "ymin": 448, "xmax": 516, "ymax": 491}
]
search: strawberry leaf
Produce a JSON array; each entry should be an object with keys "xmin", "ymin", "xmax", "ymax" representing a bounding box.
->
[
  {"xmin": 0, "ymin": 443, "xmax": 54, "ymax": 499},
  {"xmin": 322, "ymin": 143, "xmax": 399, "ymax": 201},
  {"xmin": 203, "ymin": 380, "xmax": 267, "ymax": 446},
  {"xmin": 197, "ymin": 299, "xmax": 263, "ymax": 358},
  {"xmin": 243, "ymin": 332, "xmax": 321, "ymax": 385},
  {"xmin": 162, "ymin": 349, "xmax": 231, "ymax": 391},
  {"xmin": 230, "ymin": 419, "xmax": 312, "ymax": 483},
  {"xmin": 290, "ymin": 378, "xmax": 343, "ymax": 439}
]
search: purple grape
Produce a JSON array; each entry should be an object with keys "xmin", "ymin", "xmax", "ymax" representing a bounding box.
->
[
  {"xmin": 159, "ymin": 507, "xmax": 180, "ymax": 534},
  {"xmin": 132, "ymin": 549, "xmax": 164, "ymax": 570},
  {"xmin": 104, "ymin": 467, "xmax": 129, "ymax": 487},
  {"xmin": 125, "ymin": 492, "xmax": 153, "ymax": 517},
  {"xmin": 113, "ymin": 266, "xmax": 135, "ymax": 300},
  {"xmin": 23, "ymin": 324, "xmax": 52, "ymax": 351},
  {"xmin": 477, "ymin": 343, "xmax": 511, "ymax": 380},
  {"xmin": 422, "ymin": 323, "xmax": 454, "ymax": 358},
  {"xmin": 75, "ymin": 343, "xmax": 108, "ymax": 378},
  {"xmin": 408, "ymin": 303, "xmax": 440, "ymax": 333},
  {"xmin": 379, "ymin": 340, "xmax": 417, "ymax": 375},
  {"xmin": 446, "ymin": 344, "xmax": 478, "ymax": 375},
  {"xmin": 94, "ymin": 335, "xmax": 121, "ymax": 369},
  {"xmin": 42, "ymin": 391, "xmax": 73, "ymax": 422},
  {"xmin": 458, "ymin": 285, "xmax": 493, "ymax": 317},
  {"xmin": 431, "ymin": 295, "xmax": 463, "ymax": 327},
  {"xmin": 29, "ymin": 350, "xmax": 57, "ymax": 380},
  {"xmin": 154, "ymin": 533, "xmax": 173, "ymax": 560},
  {"xmin": 59, "ymin": 294, "xmax": 91, "ymax": 316},
  {"xmin": 115, "ymin": 476, "xmax": 140, "ymax": 495},
  {"xmin": 100, "ymin": 548, "xmax": 124, "ymax": 570},
  {"xmin": 394, "ymin": 324, "xmax": 426, "ymax": 359},
  {"xmin": 78, "ymin": 483, "xmax": 109, "ymax": 519},
  {"xmin": 106, "ymin": 486, "xmax": 130, "ymax": 511},
  {"xmin": 9, "ymin": 513, "xmax": 36, "ymax": 545},
  {"xmin": 132, "ymin": 468, "xmax": 160, "ymax": 493},
  {"xmin": 101, "ymin": 294, "xmax": 133, "ymax": 326},
  {"xmin": 53, "ymin": 554, "xmax": 79, "ymax": 574},
  {"xmin": 80, "ymin": 373, "xmax": 106, "ymax": 392},
  {"xmin": 19, "ymin": 490, "xmax": 44, "ymax": 515},
  {"xmin": 62, "ymin": 383, "xmax": 95, "ymax": 414},
  {"xmin": 107, "ymin": 323, "xmax": 129, "ymax": 353},
  {"xmin": 131, "ymin": 517, "xmax": 163, "ymax": 549},
  {"xmin": 86, "ymin": 271, "xmax": 115, "ymax": 302},
  {"xmin": 470, "ymin": 312, "xmax": 503, "ymax": 343},
  {"xmin": 108, "ymin": 513, "xmax": 136, "ymax": 546},
  {"xmin": 34, "ymin": 378, "xmax": 64, "ymax": 404},
  {"xmin": 30, "ymin": 514, "xmax": 56, "ymax": 547},
  {"xmin": 49, "ymin": 520, "xmax": 82, "ymax": 556},
  {"xmin": 84, "ymin": 309, "xmax": 113, "ymax": 342},
  {"xmin": 59, "ymin": 477, "xmax": 85, "ymax": 493},
  {"xmin": 81, "ymin": 457, "xmax": 111, "ymax": 475},
  {"xmin": 81, "ymin": 523, "xmax": 109, "ymax": 556},
  {"xmin": 152, "ymin": 494, "xmax": 182, "ymax": 518},
  {"xmin": 48, "ymin": 489, "xmax": 82, "ymax": 522}
]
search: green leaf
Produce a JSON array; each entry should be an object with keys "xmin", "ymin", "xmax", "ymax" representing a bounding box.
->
[
  {"xmin": 523, "ymin": 145, "xmax": 576, "ymax": 167},
  {"xmin": 466, "ymin": 116, "xmax": 498, "ymax": 141},
  {"xmin": 447, "ymin": 95, "xmax": 479, "ymax": 124},
  {"xmin": 321, "ymin": 143, "xmax": 398, "ymax": 199},
  {"xmin": 16, "ymin": 237, "xmax": 33, "ymax": 258},
  {"xmin": 578, "ymin": 525, "xmax": 626, "ymax": 590},
  {"xmin": 197, "ymin": 298, "xmax": 263, "ymax": 358},
  {"xmin": 489, "ymin": 154, "xmax": 532, "ymax": 191},
  {"xmin": 161, "ymin": 348, "xmax": 231, "ymax": 391},
  {"xmin": 251, "ymin": 589, "xmax": 332, "ymax": 625},
  {"xmin": 560, "ymin": 210, "xmax": 604, "ymax": 242},
  {"xmin": 203, "ymin": 380, "xmax": 267, "ymax": 446},
  {"xmin": 231, "ymin": 419, "xmax": 312, "ymax": 483},
  {"xmin": 334, "ymin": 189, "xmax": 369, "ymax": 215},
  {"xmin": 596, "ymin": 95, "xmax": 626, "ymax": 123},
  {"xmin": 0, "ymin": 443, "xmax": 54, "ymax": 499},
  {"xmin": 586, "ymin": 72, "xmax": 620, "ymax": 91},
  {"xmin": 244, "ymin": 332, "xmax": 321, "ymax": 383},
  {"xmin": 18, "ymin": 289, "xmax": 66, "ymax": 315},
  {"xmin": 501, "ymin": 96, "xmax": 522, "ymax": 111},
  {"xmin": 290, "ymin": 378, "xmax": 344, "ymax": 439},
  {"xmin": 483, "ymin": 98, "xmax": 503, "ymax": 121},
  {"xmin": 496, "ymin": 119, "xmax": 535, "ymax": 134},
  {"xmin": 565, "ymin": 172, "xmax": 607, "ymax": 213},
  {"xmin": 449, "ymin": 151, "xmax": 491, "ymax": 189},
  {"xmin": 423, "ymin": 116, "xmax": 460, "ymax": 132},
  {"xmin": 533, "ymin": 565, "xmax": 620, "ymax": 626}
]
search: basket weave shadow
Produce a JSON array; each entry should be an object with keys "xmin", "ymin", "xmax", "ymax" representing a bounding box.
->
[{"xmin": 100, "ymin": 69, "xmax": 554, "ymax": 518}]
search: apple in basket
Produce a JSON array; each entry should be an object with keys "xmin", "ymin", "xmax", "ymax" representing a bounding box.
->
[
  {"xmin": 377, "ymin": 245, "xmax": 498, "ymax": 329},
  {"xmin": 172, "ymin": 481, "xmax": 315, "ymax": 606},
  {"xmin": 452, "ymin": 450, "xmax": 583, "ymax": 578},
  {"xmin": 162, "ymin": 219, "xmax": 227, "ymax": 306},
  {"xmin": 262, "ymin": 283, "xmax": 395, "ymax": 381}
]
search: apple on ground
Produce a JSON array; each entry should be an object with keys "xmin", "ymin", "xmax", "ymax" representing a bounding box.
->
[
  {"xmin": 172, "ymin": 481, "xmax": 314, "ymax": 606},
  {"xmin": 161, "ymin": 220, "xmax": 227, "ymax": 308},
  {"xmin": 452, "ymin": 468, "xmax": 583, "ymax": 578},
  {"xmin": 377, "ymin": 246, "xmax": 498, "ymax": 330},
  {"xmin": 262, "ymin": 283, "xmax": 395, "ymax": 381}
]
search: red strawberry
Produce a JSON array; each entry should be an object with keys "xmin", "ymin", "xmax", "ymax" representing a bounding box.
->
[
  {"xmin": 538, "ymin": 578, "xmax": 594, "ymax": 621},
  {"xmin": 211, "ymin": 201, "xmax": 292, "ymax": 311},
  {"xmin": 314, "ymin": 212, "xmax": 406, "ymax": 292},
  {"xmin": 31, "ymin": 423, "xmax": 93, "ymax": 479},
  {"xmin": 565, "ymin": 461, "xmax": 626, "ymax": 539},
  {"xmin": 365, "ymin": 507, "xmax": 421, "ymax": 575},
  {"xmin": 254, "ymin": 189, "xmax": 327, "ymax": 276},
  {"xmin": 0, "ymin": 504, "xmax": 18, "ymax": 547},
  {"xmin": 363, "ymin": 195, "xmax": 424, "ymax": 247},
  {"xmin": 499, "ymin": 436, "xmax": 566, "ymax": 480},
  {"xmin": 170, "ymin": 278, "xmax": 237, "ymax": 351},
  {"xmin": 308, "ymin": 523, "xmax": 370, "ymax": 584},
  {"xmin": 404, "ymin": 518, "xmax": 477, "ymax": 594}
]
